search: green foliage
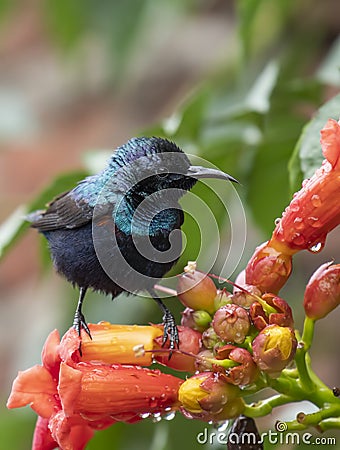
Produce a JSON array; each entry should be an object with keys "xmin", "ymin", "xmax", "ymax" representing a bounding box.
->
[{"xmin": 289, "ymin": 92, "xmax": 340, "ymax": 192}]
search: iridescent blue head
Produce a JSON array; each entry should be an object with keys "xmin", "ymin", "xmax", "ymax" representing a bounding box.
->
[{"xmin": 107, "ymin": 137, "xmax": 238, "ymax": 201}]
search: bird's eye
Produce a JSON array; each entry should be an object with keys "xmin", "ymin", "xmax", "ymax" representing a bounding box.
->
[{"xmin": 156, "ymin": 167, "xmax": 169, "ymax": 178}]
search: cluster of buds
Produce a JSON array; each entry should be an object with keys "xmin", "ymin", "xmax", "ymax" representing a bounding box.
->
[{"xmin": 177, "ymin": 265, "xmax": 297, "ymax": 389}]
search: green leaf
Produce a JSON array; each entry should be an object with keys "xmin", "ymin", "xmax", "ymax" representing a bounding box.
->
[
  {"xmin": 0, "ymin": 205, "xmax": 29, "ymax": 259},
  {"xmin": 0, "ymin": 170, "xmax": 88, "ymax": 262},
  {"xmin": 288, "ymin": 92, "xmax": 340, "ymax": 193},
  {"xmin": 245, "ymin": 60, "xmax": 280, "ymax": 113},
  {"xmin": 43, "ymin": 0, "xmax": 86, "ymax": 50},
  {"xmin": 237, "ymin": 0, "xmax": 265, "ymax": 60},
  {"xmin": 316, "ymin": 35, "xmax": 340, "ymax": 87}
]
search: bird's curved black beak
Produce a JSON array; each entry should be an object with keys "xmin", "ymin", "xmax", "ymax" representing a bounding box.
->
[{"xmin": 186, "ymin": 165, "xmax": 239, "ymax": 184}]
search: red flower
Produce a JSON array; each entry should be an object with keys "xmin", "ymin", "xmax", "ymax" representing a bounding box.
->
[
  {"xmin": 272, "ymin": 118, "xmax": 340, "ymax": 253},
  {"xmin": 7, "ymin": 324, "xmax": 183, "ymax": 450},
  {"xmin": 246, "ymin": 118, "xmax": 340, "ymax": 293}
]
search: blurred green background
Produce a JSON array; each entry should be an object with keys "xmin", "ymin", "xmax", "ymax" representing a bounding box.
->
[{"xmin": 1, "ymin": 0, "xmax": 340, "ymax": 449}]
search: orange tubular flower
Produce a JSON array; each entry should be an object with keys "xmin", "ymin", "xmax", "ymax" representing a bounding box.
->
[
  {"xmin": 7, "ymin": 324, "xmax": 184, "ymax": 450},
  {"xmin": 246, "ymin": 118, "xmax": 340, "ymax": 293}
]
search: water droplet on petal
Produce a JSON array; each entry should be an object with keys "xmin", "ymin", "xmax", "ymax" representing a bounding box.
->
[
  {"xmin": 164, "ymin": 411, "xmax": 176, "ymax": 421},
  {"xmin": 149, "ymin": 397, "xmax": 159, "ymax": 408},
  {"xmin": 306, "ymin": 216, "xmax": 321, "ymax": 228},
  {"xmin": 292, "ymin": 233, "xmax": 305, "ymax": 246},
  {"xmin": 140, "ymin": 412, "xmax": 151, "ymax": 419},
  {"xmin": 217, "ymin": 421, "xmax": 229, "ymax": 432},
  {"xmin": 311, "ymin": 194, "xmax": 322, "ymax": 207},
  {"xmin": 324, "ymin": 161, "xmax": 332, "ymax": 172},
  {"xmin": 293, "ymin": 217, "xmax": 304, "ymax": 230},
  {"xmin": 152, "ymin": 412, "xmax": 162, "ymax": 423},
  {"xmin": 308, "ymin": 242, "xmax": 324, "ymax": 253},
  {"xmin": 274, "ymin": 217, "xmax": 281, "ymax": 226},
  {"xmin": 290, "ymin": 203, "xmax": 300, "ymax": 212}
]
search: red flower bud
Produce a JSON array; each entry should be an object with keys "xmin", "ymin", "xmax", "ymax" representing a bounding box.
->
[
  {"xmin": 195, "ymin": 349, "xmax": 215, "ymax": 371},
  {"xmin": 250, "ymin": 293, "xmax": 294, "ymax": 331},
  {"xmin": 154, "ymin": 326, "xmax": 202, "ymax": 372},
  {"xmin": 215, "ymin": 345, "xmax": 259, "ymax": 386},
  {"xmin": 303, "ymin": 262, "xmax": 340, "ymax": 320},
  {"xmin": 212, "ymin": 304, "xmax": 250, "ymax": 344},
  {"xmin": 180, "ymin": 307, "xmax": 211, "ymax": 332},
  {"xmin": 245, "ymin": 241, "xmax": 293, "ymax": 294},
  {"xmin": 177, "ymin": 270, "xmax": 217, "ymax": 314},
  {"xmin": 214, "ymin": 289, "xmax": 233, "ymax": 310},
  {"xmin": 202, "ymin": 326, "xmax": 219, "ymax": 349},
  {"xmin": 252, "ymin": 325, "xmax": 297, "ymax": 378},
  {"xmin": 231, "ymin": 284, "xmax": 262, "ymax": 308}
]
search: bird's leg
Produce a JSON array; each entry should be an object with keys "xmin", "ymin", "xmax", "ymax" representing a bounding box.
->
[
  {"xmin": 73, "ymin": 287, "xmax": 92, "ymax": 339},
  {"xmin": 149, "ymin": 290, "xmax": 179, "ymax": 353}
]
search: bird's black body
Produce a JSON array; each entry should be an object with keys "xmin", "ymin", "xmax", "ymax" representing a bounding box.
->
[
  {"xmin": 43, "ymin": 213, "xmax": 182, "ymax": 296},
  {"xmin": 29, "ymin": 137, "xmax": 237, "ymax": 348}
]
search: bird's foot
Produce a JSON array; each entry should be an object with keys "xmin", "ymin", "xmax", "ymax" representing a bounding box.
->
[
  {"xmin": 162, "ymin": 310, "xmax": 179, "ymax": 358},
  {"xmin": 73, "ymin": 310, "xmax": 92, "ymax": 340}
]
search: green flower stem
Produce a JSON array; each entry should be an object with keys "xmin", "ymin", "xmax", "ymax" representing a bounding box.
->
[
  {"xmin": 301, "ymin": 317, "xmax": 315, "ymax": 351},
  {"xmin": 318, "ymin": 418, "xmax": 340, "ymax": 431},
  {"xmin": 283, "ymin": 420, "xmax": 309, "ymax": 431},
  {"xmin": 243, "ymin": 394, "xmax": 294, "ymax": 417},
  {"xmin": 243, "ymin": 339, "xmax": 340, "ymax": 425},
  {"xmin": 296, "ymin": 405, "xmax": 340, "ymax": 426},
  {"xmin": 294, "ymin": 346, "xmax": 314, "ymax": 392},
  {"xmin": 206, "ymin": 358, "xmax": 239, "ymax": 369}
]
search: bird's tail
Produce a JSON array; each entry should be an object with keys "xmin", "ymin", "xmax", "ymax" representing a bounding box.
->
[{"xmin": 25, "ymin": 210, "xmax": 45, "ymax": 225}]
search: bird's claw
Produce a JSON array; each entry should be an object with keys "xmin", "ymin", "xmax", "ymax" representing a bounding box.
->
[
  {"xmin": 73, "ymin": 311, "xmax": 92, "ymax": 340},
  {"xmin": 162, "ymin": 310, "xmax": 179, "ymax": 359}
]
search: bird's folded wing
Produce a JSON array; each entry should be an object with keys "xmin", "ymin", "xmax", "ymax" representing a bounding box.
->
[{"xmin": 29, "ymin": 191, "xmax": 94, "ymax": 231}]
